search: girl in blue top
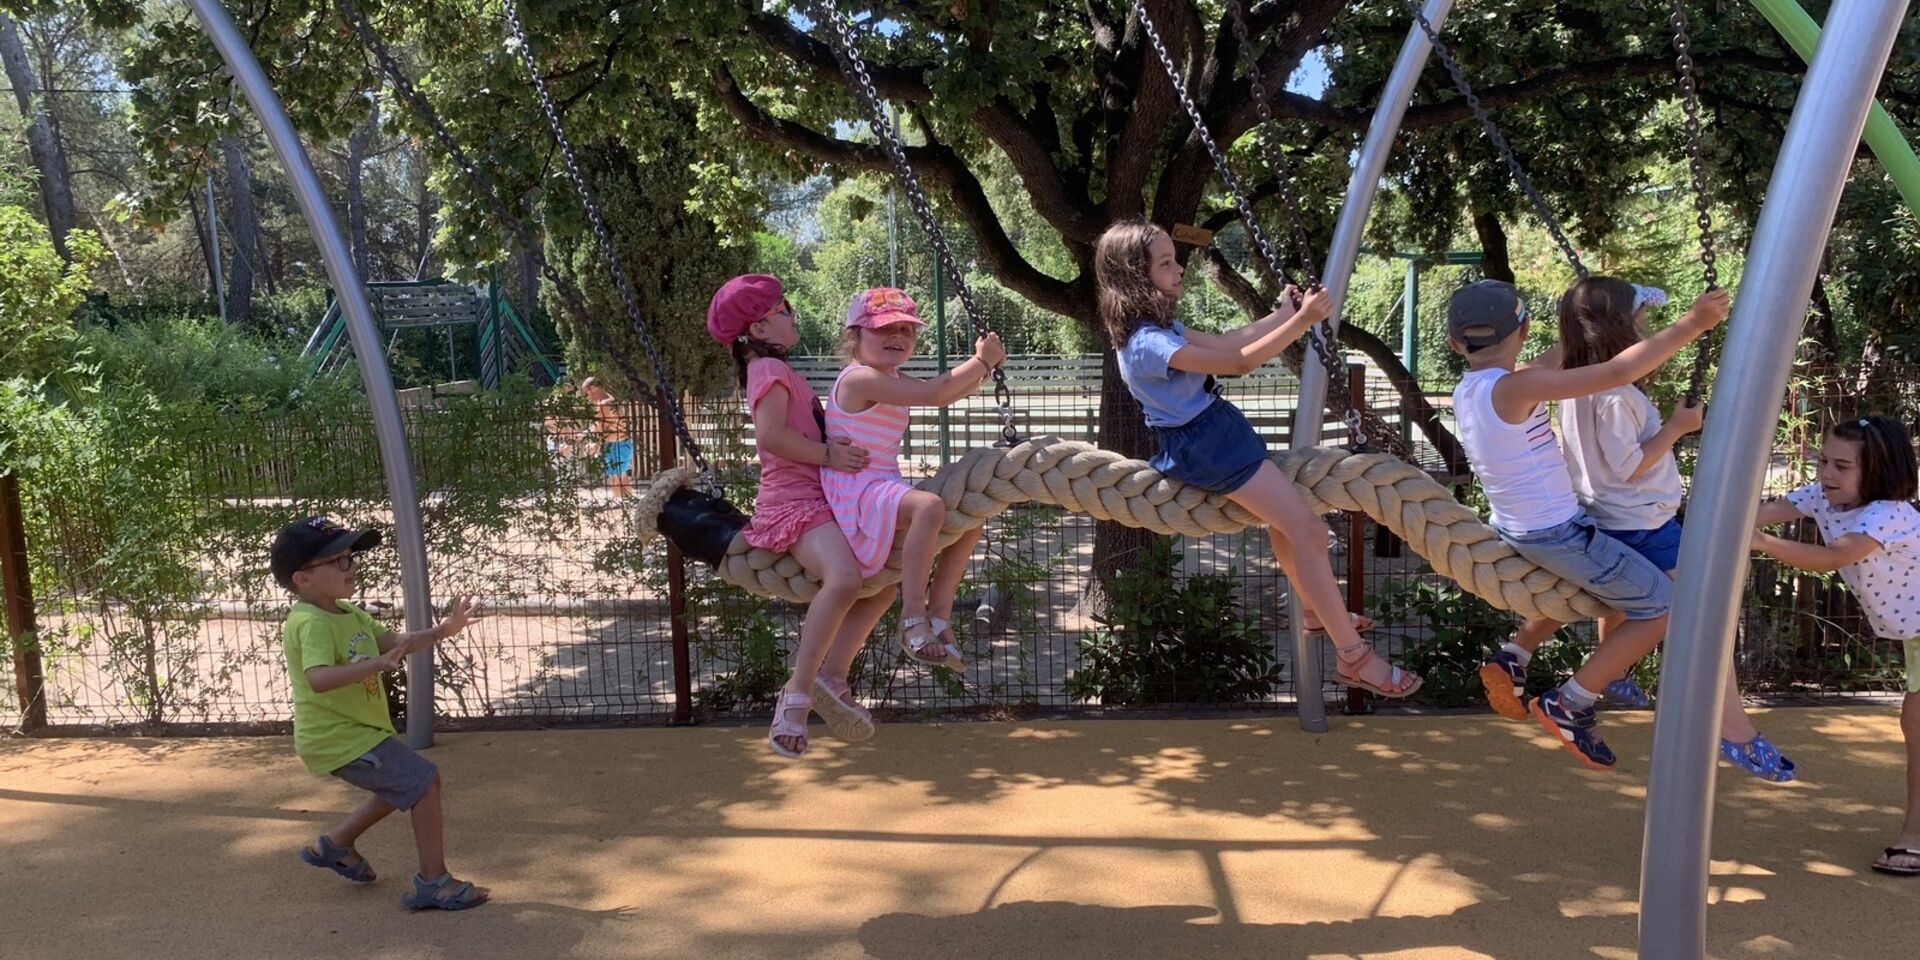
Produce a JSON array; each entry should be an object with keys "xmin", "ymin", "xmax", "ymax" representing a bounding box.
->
[{"xmin": 1095, "ymin": 220, "xmax": 1422, "ymax": 698}]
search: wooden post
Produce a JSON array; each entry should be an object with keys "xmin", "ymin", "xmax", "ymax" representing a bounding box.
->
[
  {"xmin": 658, "ymin": 391, "xmax": 693, "ymax": 725},
  {"xmin": 1344, "ymin": 364, "xmax": 1372, "ymax": 716},
  {"xmin": 1, "ymin": 474, "xmax": 47, "ymax": 732}
]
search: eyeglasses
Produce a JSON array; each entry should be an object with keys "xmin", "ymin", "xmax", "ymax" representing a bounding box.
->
[{"xmin": 301, "ymin": 553, "xmax": 356, "ymax": 574}]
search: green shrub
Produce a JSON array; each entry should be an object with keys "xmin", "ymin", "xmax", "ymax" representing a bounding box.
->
[{"xmin": 1067, "ymin": 538, "xmax": 1279, "ymax": 705}]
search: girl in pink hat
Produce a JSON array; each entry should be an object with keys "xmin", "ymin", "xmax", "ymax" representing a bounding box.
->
[
  {"xmin": 708, "ymin": 274, "xmax": 897, "ymax": 758},
  {"xmin": 823, "ymin": 287, "xmax": 1005, "ymax": 672}
]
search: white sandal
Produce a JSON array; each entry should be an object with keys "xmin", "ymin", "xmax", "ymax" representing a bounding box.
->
[
  {"xmin": 898, "ymin": 616, "xmax": 964, "ymax": 671},
  {"xmin": 767, "ymin": 689, "xmax": 812, "ymax": 758}
]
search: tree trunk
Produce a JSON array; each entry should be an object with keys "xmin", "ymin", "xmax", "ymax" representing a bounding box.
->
[
  {"xmin": 1086, "ymin": 344, "xmax": 1160, "ymax": 617},
  {"xmin": 1472, "ymin": 211, "xmax": 1515, "ymax": 283},
  {"xmin": 413, "ymin": 152, "xmax": 438, "ymax": 277},
  {"xmin": 0, "ymin": 13, "xmax": 77, "ymax": 262},
  {"xmin": 520, "ymin": 242, "xmax": 539, "ymax": 322},
  {"xmin": 220, "ymin": 134, "xmax": 257, "ymax": 325},
  {"xmin": 187, "ymin": 177, "xmax": 224, "ymax": 308},
  {"xmin": 347, "ymin": 101, "xmax": 377, "ymax": 279}
]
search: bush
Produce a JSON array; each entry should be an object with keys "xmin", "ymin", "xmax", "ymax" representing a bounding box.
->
[{"xmin": 1067, "ymin": 538, "xmax": 1280, "ymax": 705}]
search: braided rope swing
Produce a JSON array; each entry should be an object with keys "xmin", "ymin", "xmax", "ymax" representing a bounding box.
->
[{"xmin": 636, "ymin": 438, "xmax": 1612, "ymax": 623}]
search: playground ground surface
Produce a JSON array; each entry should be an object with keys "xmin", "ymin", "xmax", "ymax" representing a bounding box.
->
[{"xmin": 3, "ymin": 707, "xmax": 1917, "ymax": 959}]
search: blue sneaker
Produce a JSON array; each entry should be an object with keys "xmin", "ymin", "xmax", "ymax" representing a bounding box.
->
[
  {"xmin": 1478, "ymin": 651, "xmax": 1528, "ymax": 721},
  {"xmin": 1604, "ymin": 677, "xmax": 1650, "ymax": 708},
  {"xmin": 1720, "ymin": 733, "xmax": 1797, "ymax": 783},
  {"xmin": 1527, "ymin": 689, "xmax": 1617, "ymax": 770}
]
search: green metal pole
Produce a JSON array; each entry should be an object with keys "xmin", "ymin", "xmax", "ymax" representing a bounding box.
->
[
  {"xmin": 934, "ymin": 266, "xmax": 950, "ymax": 466},
  {"xmin": 1750, "ymin": 0, "xmax": 1920, "ymax": 216}
]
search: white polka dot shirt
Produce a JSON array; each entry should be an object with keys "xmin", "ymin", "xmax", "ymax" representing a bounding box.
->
[{"xmin": 1787, "ymin": 483, "xmax": 1920, "ymax": 640}]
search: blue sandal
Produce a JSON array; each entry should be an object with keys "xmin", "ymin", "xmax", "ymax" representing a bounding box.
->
[
  {"xmin": 300, "ymin": 833, "xmax": 375, "ymax": 883},
  {"xmin": 403, "ymin": 872, "xmax": 491, "ymax": 911},
  {"xmin": 1604, "ymin": 677, "xmax": 1651, "ymax": 708},
  {"xmin": 1719, "ymin": 733, "xmax": 1797, "ymax": 783}
]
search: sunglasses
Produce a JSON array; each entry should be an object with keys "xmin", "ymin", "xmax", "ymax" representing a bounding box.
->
[{"xmin": 300, "ymin": 552, "xmax": 357, "ymax": 574}]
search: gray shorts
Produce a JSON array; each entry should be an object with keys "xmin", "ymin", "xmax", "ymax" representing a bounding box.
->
[
  {"xmin": 1502, "ymin": 513, "xmax": 1673, "ymax": 621},
  {"xmin": 330, "ymin": 737, "xmax": 438, "ymax": 810}
]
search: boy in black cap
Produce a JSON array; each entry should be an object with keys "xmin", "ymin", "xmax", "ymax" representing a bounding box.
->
[
  {"xmin": 1447, "ymin": 279, "xmax": 1728, "ymax": 769},
  {"xmin": 270, "ymin": 515, "xmax": 489, "ymax": 910}
]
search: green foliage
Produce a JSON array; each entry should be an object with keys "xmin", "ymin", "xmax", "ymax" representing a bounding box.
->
[
  {"xmin": 0, "ymin": 200, "xmax": 105, "ymax": 383},
  {"xmin": 76, "ymin": 312, "xmax": 355, "ymax": 410},
  {"xmin": 1067, "ymin": 538, "xmax": 1279, "ymax": 705}
]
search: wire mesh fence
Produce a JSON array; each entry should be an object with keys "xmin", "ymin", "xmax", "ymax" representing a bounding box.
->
[{"xmin": 1, "ymin": 358, "xmax": 1912, "ymax": 732}]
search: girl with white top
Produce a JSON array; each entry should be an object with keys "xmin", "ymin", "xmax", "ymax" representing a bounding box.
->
[{"xmin": 1752, "ymin": 415, "xmax": 1920, "ymax": 874}]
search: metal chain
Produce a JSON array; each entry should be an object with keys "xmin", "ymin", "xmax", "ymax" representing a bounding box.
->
[
  {"xmin": 1670, "ymin": 0, "xmax": 1721, "ymax": 401},
  {"xmin": 797, "ymin": 0, "xmax": 1020, "ymax": 445},
  {"xmin": 498, "ymin": 0, "xmax": 711, "ymax": 474},
  {"xmin": 1131, "ymin": 0, "xmax": 1365, "ymax": 448},
  {"xmin": 1226, "ymin": 0, "xmax": 1318, "ymax": 287},
  {"xmin": 1397, "ymin": 0, "xmax": 1588, "ymax": 279},
  {"xmin": 341, "ymin": 0, "xmax": 712, "ymax": 478}
]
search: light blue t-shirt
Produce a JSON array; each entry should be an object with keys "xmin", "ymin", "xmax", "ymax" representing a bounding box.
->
[{"xmin": 1117, "ymin": 321, "xmax": 1217, "ymax": 427}]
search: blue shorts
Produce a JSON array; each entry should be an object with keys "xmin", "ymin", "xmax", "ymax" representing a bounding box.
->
[
  {"xmin": 1150, "ymin": 397, "xmax": 1269, "ymax": 494},
  {"xmin": 1502, "ymin": 513, "xmax": 1672, "ymax": 620},
  {"xmin": 330, "ymin": 737, "xmax": 438, "ymax": 810},
  {"xmin": 603, "ymin": 438, "xmax": 634, "ymax": 478},
  {"xmin": 1599, "ymin": 517, "xmax": 1683, "ymax": 573}
]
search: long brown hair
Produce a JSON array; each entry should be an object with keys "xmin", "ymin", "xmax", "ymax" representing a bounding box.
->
[
  {"xmin": 1557, "ymin": 276, "xmax": 1642, "ymax": 370},
  {"xmin": 1094, "ymin": 220, "xmax": 1176, "ymax": 346},
  {"xmin": 732, "ymin": 337, "xmax": 789, "ymax": 389}
]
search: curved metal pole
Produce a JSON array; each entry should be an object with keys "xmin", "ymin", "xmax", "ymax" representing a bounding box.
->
[
  {"xmin": 1284, "ymin": 0, "xmax": 1455, "ymax": 733},
  {"xmin": 187, "ymin": 0, "xmax": 437, "ymax": 749},
  {"xmin": 1637, "ymin": 0, "xmax": 1911, "ymax": 954}
]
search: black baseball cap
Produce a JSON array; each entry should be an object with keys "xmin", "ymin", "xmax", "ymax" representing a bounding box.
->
[
  {"xmin": 1447, "ymin": 280, "xmax": 1529, "ymax": 351},
  {"xmin": 270, "ymin": 516, "xmax": 381, "ymax": 589}
]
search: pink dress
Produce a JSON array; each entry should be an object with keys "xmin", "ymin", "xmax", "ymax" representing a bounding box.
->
[
  {"xmin": 741, "ymin": 358, "xmax": 836, "ymax": 552},
  {"xmin": 821, "ymin": 365, "xmax": 914, "ymax": 576}
]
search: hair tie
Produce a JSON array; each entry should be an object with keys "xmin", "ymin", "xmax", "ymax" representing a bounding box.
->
[{"xmin": 1860, "ymin": 418, "xmax": 1871, "ymax": 428}]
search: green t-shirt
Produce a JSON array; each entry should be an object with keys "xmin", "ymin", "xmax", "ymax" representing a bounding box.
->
[{"xmin": 282, "ymin": 600, "xmax": 396, "ymax": 774}]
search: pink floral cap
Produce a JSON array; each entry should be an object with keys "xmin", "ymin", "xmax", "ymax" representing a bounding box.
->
[{"xmin": 846, "ymin": 287, "xmax": 927, "ymax": 329}]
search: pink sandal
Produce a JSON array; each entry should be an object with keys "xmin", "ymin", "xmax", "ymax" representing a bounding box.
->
[
  {"xmin": 768, "ymin": 689, "xmax": 812, "ymax": 758},
  {"xmin": 1332, "ymin": 643, "xmax": 1423, "ymax": 699},
  {"xmin": 812, "ymin": 676, "xmax": 875, "ymax": 742}
]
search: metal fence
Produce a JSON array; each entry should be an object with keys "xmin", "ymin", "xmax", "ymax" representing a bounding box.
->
[{"xmin": 1, "ymin": 358, "xmax": 1913, "ymax": 733}]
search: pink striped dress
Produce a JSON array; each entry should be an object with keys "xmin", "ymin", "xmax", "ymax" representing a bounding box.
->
[{"xmin": 821, "ymin": 364, "xmax": 914, "ymax": 576}]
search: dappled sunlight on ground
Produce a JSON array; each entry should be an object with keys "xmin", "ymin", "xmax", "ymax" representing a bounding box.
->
[{"xmin": 2, "ymin": 707, "xmax": 1917, "ymax": 959}]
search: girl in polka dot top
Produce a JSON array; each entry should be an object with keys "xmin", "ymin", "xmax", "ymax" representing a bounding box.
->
[{"xmin": 1752, "ymin": 414, "xmax": 1920, "ymax": 877}]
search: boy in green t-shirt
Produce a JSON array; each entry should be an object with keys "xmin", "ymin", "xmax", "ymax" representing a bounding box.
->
[{"xmin": 271, "ymin": 516, "xmax": 489, "ymax": 911}]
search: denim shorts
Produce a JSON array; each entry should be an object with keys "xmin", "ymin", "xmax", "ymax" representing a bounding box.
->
[
  {"xmin": 331, "ymin": 737, "xmax": 438, "ymax": 810},
  {"xmin": 1600, "ymin": 517, "xmax": 1684, "ymax": 573},
  {"xmin": 1502, "ymin": 513, "xmax": 1672, "ymax": 620},
  {"xmin": 1150, "ymin": 397, "xmax": 1270, "ymax": 494}
]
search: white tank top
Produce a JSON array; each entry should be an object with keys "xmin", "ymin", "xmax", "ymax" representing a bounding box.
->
[{"xmin": 1453, "ymin": 368, "xmax": 1579, "ymax": 535}]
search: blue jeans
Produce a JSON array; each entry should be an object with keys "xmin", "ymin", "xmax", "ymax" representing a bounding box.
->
[
  {"xmin": 1502, "ymin": 513, "xmax": 1672, "ymax": 620},
  {"xmin": 1599, "ymin": 517, "xmax": 1684, "ymax": 573}
]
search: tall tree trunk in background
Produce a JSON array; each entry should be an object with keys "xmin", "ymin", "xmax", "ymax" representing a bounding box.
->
[
  {"xmin": 1472, "ymin": 212, "xmax": 1514, "ymax": 283},
  {"xmin": 1087, "ymin": 343, "xmax": 1158, "ymax": 615},
  {"xmin": 0, "ymin": 13, "xmax": 76, "ymax": 262},
  {"xmin": 220, "ymin": 133, "xmax": 257, "ymax": 325},
  {"xmin": 187, "ymin": 176, "xmax": 224, "ymax": 308},
  {"xmin": 347, "ymin": 101, "xmax": 377, "ymax": 279}
]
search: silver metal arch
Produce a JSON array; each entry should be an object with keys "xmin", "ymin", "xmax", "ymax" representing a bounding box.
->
[
  {"xmin": 187, "ymin": 0, "xmax": 439, "ymax": 748},
  {"xmin": 1638, "ymin": 0, "xmax": 1912, "ymax": 953},
  {"xmin": 1285, "ymin": 0, "xmax": 1457, "ymax": 733}
]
